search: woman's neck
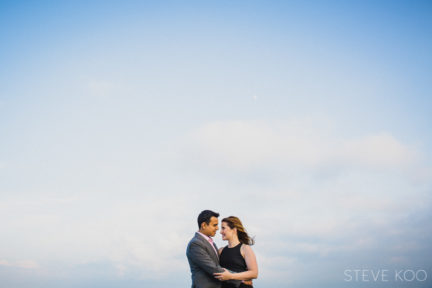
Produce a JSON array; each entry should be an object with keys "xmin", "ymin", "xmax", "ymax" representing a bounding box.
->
[{"xmin": 228, "ymin": 236, "xmax": 240, "ymax": 248}]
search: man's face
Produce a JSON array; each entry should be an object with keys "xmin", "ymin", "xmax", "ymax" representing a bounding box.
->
[{"xmin": 201, "ymin": 216, "xmax": 219, "ymax": 237}]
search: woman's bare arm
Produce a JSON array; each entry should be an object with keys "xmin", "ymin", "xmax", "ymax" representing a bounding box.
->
[{"xmin": 214, "ymin": 245, "xmax": 258, "ymax": 281}]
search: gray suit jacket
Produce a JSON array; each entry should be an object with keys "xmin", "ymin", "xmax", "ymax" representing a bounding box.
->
[{"xmin": 186, "ymin": 232, "xmax": 240, "ymax": 288}]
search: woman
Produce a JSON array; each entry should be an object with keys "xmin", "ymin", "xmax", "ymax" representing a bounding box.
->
[{"xmin": 213, "ymin": 216, "xmax": 258, "ymax": 287}]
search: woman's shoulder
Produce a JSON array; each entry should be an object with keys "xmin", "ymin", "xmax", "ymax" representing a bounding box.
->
[
  {"xmin": 240, "ymin": 243, "xmax": 252, "ymax": 249},
  {"xmin": 241, "ymin": 243, "xmax": 256, "ymax": 253},
  {"xmin": 240, "ymin": 244, "xmax": 253, "ymax": 256}
]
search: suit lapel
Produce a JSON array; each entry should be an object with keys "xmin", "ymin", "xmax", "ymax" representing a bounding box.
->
[
  {"xmin": 213, "ymin": 242, "xmax": 218, "ymax": 253},
  {"xmin": 195, "ymin": 232, "xmax": 219, "ymax": 262}
]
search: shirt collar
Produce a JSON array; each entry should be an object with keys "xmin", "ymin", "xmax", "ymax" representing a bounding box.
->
[{"xmin": 197, "ymin": 231, "xmax": 212, "ymax": 242}]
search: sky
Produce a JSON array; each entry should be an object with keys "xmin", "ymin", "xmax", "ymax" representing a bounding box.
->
[{"xmin": 1, "ymin": 0, "xmax": 432, "ymax": 287}]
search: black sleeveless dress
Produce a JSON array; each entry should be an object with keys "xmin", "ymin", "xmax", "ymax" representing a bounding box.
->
[{"xmin": 219, "ymin": 243, "xmax": 253, "ymax": 288}]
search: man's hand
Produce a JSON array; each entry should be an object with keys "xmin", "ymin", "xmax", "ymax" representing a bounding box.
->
[
  {"xmin": 214, "ymin": 268, "xmax": 233, "ymax": 281},
  {"xmin": 242, "ymin": 279, "xmax": 253, "ymax": 285}
]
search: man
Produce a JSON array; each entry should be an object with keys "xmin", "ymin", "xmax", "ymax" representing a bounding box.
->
[{"xmin": 186, "ymin": 210, "xmax": 242, "ymax": 288}]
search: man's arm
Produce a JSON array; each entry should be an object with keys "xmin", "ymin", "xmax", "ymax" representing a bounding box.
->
[
  {"xmin": 187, "ymin": 242, "xmax": 243, "ymax": 287},
  {"xmin": 187, "ymin": 242, "xmax": 224, "ymax": 275}
]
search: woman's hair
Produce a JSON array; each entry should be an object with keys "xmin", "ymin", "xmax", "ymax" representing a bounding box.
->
[{"xmin": 222, "ymin": 216, "xmax": 255, "ymax": 245}]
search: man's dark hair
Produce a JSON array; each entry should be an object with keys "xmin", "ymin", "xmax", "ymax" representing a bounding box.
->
[{"xmin": 197, "ymin": 210, "xmax": 219, "ymax": 229}]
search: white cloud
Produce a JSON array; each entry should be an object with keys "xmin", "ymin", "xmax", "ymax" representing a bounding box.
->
[
  {"xmin": 0, "ymin": 194, "xmax": 194, "ymax": 279},
  {"xmin": 189, "ymin": 119, "xmax": 419, "ymax": 171},
  {"xmin": 339, "ymin": 133, "xmax": 417, "ymax": 167},
  {"xmin": 0, "ymin": 259, "xmax": 39, "ymax": 269},
  {"xmin": 0, "ymin": 117, "xmax": 430, "ymax": 286},
  {"xmin": 87, "ymin": 80, "xmax": 115, "ymax": 97},
  {"xmin": 178, "ymin": 118, "xmax": 432, "ymax": 281}
]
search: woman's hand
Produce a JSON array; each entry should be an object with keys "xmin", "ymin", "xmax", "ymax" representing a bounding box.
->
[{"xmin": 214, "ymin": 268, "xmax": 233, "ymax": 281}]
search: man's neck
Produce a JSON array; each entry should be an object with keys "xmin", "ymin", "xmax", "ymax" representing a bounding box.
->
[{"xmin": 198, "ymin": 231, "xmax": 211, "ymax": 239}]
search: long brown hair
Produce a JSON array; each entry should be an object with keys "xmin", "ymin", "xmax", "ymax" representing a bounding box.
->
[{"xmin": 222, "ymin": 216, "xmax": 255, "ymax": 245}]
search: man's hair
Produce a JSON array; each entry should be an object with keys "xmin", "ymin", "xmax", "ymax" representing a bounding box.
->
[{"xmin": 197, "ymin": 210, "xmax": 219, "ymax": 229}]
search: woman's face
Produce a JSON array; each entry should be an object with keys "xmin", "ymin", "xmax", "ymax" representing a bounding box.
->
[{"xmin": 220, "ymin": 221, "xmax": 236, "ymax": 241}]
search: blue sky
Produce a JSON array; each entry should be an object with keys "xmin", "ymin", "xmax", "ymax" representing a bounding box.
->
[{"xmin": 1, "ymin": 1, "xmax": 432, "ymax": 287}]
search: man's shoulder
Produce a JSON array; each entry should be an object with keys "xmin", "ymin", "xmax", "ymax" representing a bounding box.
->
[
  {"xmin": 187, "ymin": 233, "xmax": 204, "ymax": 247},
  {"xmin": 186, "ymin": 234, "xmax": 208, "ymax": 259}
]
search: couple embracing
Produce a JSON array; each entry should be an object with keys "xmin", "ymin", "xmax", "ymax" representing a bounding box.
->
[{"xmin": 186, "ymin": 210, "xmax": 258, "ymax": 288}]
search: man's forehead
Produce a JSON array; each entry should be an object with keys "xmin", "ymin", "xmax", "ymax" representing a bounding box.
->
[{"xmin": 210, "ymin": 216, "xmax": 219, "ymax": 223}]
